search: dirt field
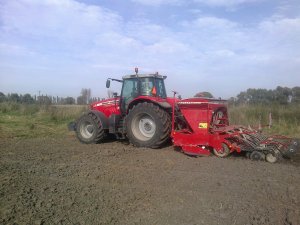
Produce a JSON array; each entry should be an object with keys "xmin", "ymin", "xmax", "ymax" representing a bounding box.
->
[{"xmin": 1, "ymin": 135, "xmax": 299, "ymax": 225}]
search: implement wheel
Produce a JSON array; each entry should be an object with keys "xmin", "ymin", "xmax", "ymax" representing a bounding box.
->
[
  {"xmin": 76, "ymin": 113, "xmax": 105, "ymax": 144},
  {"xmin": 266, "ymin": 153, "xmax": 278, "ymax": 163},
  {"xmin": 213, "ymin": 143, "xmax": 230, "ymax": 158},
  {"xmin": 126, "ymin": 102, "xmax": 171, "ymax": 148},
  {"xmin": 250, "ymin": 151, "xmax": 265, "ymax": 161}
]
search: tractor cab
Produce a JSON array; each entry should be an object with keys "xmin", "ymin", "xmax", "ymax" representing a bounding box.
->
[
  {"xmin": 120, "ymin": 74, "xmax": 167, "ymax": 113},
  {"xmin": 106, "ymin": 69, "xmax": 168, "ymax": 114}
]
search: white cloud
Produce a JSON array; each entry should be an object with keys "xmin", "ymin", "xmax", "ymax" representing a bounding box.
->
[
  {"xmin": 183, "ymin": 16, "xmax": 238, "ymax": 29},
  {"xmin": 180, "ymin": 16, "xmax": 246, "ymax": 55},
  {"xmin": 259, "ymin": 17, "xmax": 300, "ymax": 40},
  {"xmin": 0, "ymin": 0, "xmax": 121, "ymax": 40},
  {"xmin": 146, "ymin": 38, "xmax": 188, "ymax": 54},
  {"xmin": 126, "ymin": 21, "xmax": 167, "ymax": 44},
  {"xmin": 193, "ymin": 0, "xmax": 263, "ymax": 7},
  {"xmin": 130, "ymin": 0, "xmax": 182, "ymax": 6},
  {"xmin": 274, "ymin": 0, "xmax": 300, "ymax": 19},
  {"xmin": 131, "ymin": 0, "xmax": 262, "ymax": 7}
]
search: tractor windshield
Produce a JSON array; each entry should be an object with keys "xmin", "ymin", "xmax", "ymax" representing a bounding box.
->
[{"xmin": 139, "ymin": 77, "xmax": 167, "ymax": 98}]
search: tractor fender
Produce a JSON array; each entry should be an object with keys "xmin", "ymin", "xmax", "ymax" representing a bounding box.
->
[
  {"xmin": 157, "ymin": 101, "xmax": 172, "ymax": 109},
  {"xmin": 127, "ymin": 99, "xmax": 171, "ymax": 113},
  {"xmin": 86, "ymin": 110, "xmax": 109, "ymax": 129}
]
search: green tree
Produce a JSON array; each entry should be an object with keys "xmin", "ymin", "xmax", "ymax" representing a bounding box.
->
[
  {"xmin": 292, "ymin": 87, "xmax": 300, "ymax": 103},
  {"xmin": 77, "ymin": 96, "xmax": 85, "ymax": 105},
  {"xmin": 63, "ymin": 97, "xmax": 75, "ymax": 105},
  {"xmin": 37, "ymin": 95, "xmax": 52, "ymax": 105},
  {"xmin": 22, "ymin": 93, "xmax": 34, "ymax": 104},
  {"xmin": 0, "ymin": 92, "xmax": 6, "ymax": 102},
  {"xmin": 245, "ymin": 88, "xmax": 272, "ymax": 104},
  {"xmin": 274, "ymin": 86, "xmax": 292, "ymax": 104},
  {"xmin": 236, "ymin": 91, "xmax": 248, "ymax": 104},
  {"xmin": 9, "ymin": 93, "xmax": 20, "ymax": 102}
]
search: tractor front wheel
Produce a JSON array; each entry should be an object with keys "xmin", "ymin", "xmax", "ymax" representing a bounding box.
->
[
  {"xmin": 126, "ymin": 102, "xmax": 171, "ymax": 148},
  {"xmin": 76, "ymin": 113, "xmax": 105, "ymax": 144}
]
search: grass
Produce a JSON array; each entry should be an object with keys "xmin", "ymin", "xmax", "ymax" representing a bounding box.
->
[
  {"xmin": 0, "ymin": 103, "xmax": 87, "ymax": 139},
  {"xmin": 228, "ymin": 103, "xmax": 300, "ymax": 138},
  {"xmin": 1, "ymin": 102, "xmax": 299, "ymax": 139}
]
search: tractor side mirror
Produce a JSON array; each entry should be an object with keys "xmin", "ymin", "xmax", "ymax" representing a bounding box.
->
[{"xmin": 106, "ymin": 79, "xmax": 110, "ymax": 88}]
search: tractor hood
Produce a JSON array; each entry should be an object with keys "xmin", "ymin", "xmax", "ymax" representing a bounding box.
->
[
  {"xmin": 90, "ymin": 97, "xmax": 121, "ymax": 117},
  {"xmin": 90, "ymin": 97, "xmax": 120, "ymax": 109}
]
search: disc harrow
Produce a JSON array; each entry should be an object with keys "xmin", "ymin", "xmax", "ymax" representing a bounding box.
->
[{"xmin": 223, "ymin": 126, "xmax": 299, "ymax": 163}]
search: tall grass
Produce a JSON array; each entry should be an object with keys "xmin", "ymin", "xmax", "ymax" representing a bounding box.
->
[
  {"xmin": 228, "ymin": 104, "xmax": 300, "ymax": 138},
  {"xmin": 0, "ymin": 102, "xmax": 87, "ymax": 139},
  {"xmin": 1, "ymin": 102, "xmax": 299, "ymax": 139}
]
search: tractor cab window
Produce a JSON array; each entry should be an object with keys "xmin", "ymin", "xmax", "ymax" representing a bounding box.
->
[
  {"xmin": 155, "ymin": 78, "xmax": 167, "ymax": 98},
  {"xmin": 121, "ymin": 78, "xmax": 138, "ymax": 112},
  {"xmin": 140, "ymin": 78, "xmax": 154, "ymax": 96},
  {"xmin": 140, "ymin": 77, "xmax": 167, "ymax": 98}
]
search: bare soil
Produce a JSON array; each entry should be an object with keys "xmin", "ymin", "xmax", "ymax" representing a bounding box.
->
[{"xmin": 1, "ymin": 135, "xmax": 299, "ymax": 225}]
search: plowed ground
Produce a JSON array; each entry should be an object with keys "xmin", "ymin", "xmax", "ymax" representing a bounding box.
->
[{"xmin": 1, "ymin": 135, "xmax": 300, "ymax": 225}]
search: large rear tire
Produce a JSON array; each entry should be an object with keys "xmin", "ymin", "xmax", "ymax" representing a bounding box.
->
[
  {"xmin": 76, "ymin": 113, "xmax": 105, "ymax": 144},
  {"xmin": 126, "ymin": 102, "xmax": 171, "ymax": 148}
]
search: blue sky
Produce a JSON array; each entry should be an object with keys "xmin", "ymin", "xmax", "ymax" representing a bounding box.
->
[{"xmin": 0, "ymin": 0, "xmax": 299, "ymax": 99}]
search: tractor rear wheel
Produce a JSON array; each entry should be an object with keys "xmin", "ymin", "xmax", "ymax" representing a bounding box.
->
[
  {"xmin": 126, "ymin": 102, "xmax": 171, "ymax": 148},
  {"xmin": 213, "ymin": 143, "xmax": 230, "ymax": 158},
  {"xmin": 76, "ymin": 113, "xmax": 105, "ymax": 144}
]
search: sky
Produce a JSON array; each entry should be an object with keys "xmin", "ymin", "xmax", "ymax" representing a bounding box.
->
[{"xmin": 0, "ymin": 0, "xmax": 300, "ymax": 99}]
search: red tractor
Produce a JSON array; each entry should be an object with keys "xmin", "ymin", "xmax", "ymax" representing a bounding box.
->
[{"xmin": 70, "ymin": 69, "xmax": 298, "ymax": 163}]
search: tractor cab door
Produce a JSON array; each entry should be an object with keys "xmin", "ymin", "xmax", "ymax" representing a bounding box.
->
[{"xmin": 120, "ymin": 78, "xmax": 138, "ymax": 113}]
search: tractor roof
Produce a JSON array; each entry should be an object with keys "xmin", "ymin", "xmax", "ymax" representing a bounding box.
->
[{"xmin": 122, "ymin": 74, "xmax": 167, "ymax": 80}]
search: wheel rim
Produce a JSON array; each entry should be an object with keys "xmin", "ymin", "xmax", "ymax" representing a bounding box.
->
[
  {"xmin": 214, "ymin": 148, "xmax": 226, "ymax": 157},
  {"xmin": 132, "ymin": 113, "xmax": 156, "ymax": 141},
  {"xmin": 80, "ymin": 121, "xmax": 94, "ymax": 139},
  {"xmin": 214, "ymin": 143, "xmax": 230, "ymax": 157}
]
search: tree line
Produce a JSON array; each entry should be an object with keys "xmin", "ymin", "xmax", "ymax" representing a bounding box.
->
[
  {"xmin": 195, "ymin": 86, "xmax": 300, "ymax": 105},
  {"xmin": 229, "ymin": 86, "xmax": 300, "ymax": 105},
  {"xmin": 0, "ymin": 88, "xmax": 104, "ymax": 105},
  {"xmin": 1, "ymin": 86, "xmax": 299, "ymax": 105}
]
